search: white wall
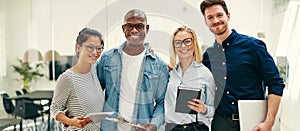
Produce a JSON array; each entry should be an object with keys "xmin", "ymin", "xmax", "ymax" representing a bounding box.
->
[
  {"xmin": 277, "ymin": 1, "xmax": 300, "ymax": 131},
  {"xmin": 0, "ymin": 0, "xmax": 278, "ymax": 89},
  {"xmin": 0, "ymin": 0, "xmax": 7, "ymax": 78}
]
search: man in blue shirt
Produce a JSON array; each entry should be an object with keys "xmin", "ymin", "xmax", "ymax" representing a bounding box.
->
[
  {"xmin": 200, "ymin": 0, "xmax": 285, "ymax": 131},
  {"xmin": 97, "ymin": 9, "xmax": 169, "ymax": 131}
]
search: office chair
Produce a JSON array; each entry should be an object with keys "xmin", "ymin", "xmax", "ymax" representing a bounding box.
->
[
  {"xmin": 14, "ymin": 97, "xmax": 42, "ymax": 130},
  {"xmin": 1, "ymin": 93, "xmax": 19, "ymax": 131},
  {"xmin": 16, "ymin": 90, "xmax": 23, "ymax": 96},
  {"xmin": 17, "ymin": 89, "xmax": 49, "ymax": 123},
  {"xmin": 1, "ymin": 93, "xmax": 15, "ymax": 117}
]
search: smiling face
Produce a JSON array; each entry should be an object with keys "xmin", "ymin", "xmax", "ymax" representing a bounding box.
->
[
  {"xmin": 77, "ymin": 35, "xmax": 103, "ymax": 64},
  {"xmin": 204, "ymin": 4, "xmax": 230, "ymax": 36},
  {"xmin": 173, "ymin": 31, "xmax": 195, "ymax": 61},
  {"xmin": 122, "ymin": 11, "xmax": 149, "ymax": 46}
]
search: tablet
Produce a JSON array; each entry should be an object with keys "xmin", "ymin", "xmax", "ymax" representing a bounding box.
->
[
  {"xmin": 105, "ymin": 117, "xmax": 146, "ymax": 129},
  {"xmin": 86, "ymin": 112, "xmax": 114, "ymax": 123},
  {"xmin": 175, "ymin": 87, "xmax": 201, "ymax": 114}
]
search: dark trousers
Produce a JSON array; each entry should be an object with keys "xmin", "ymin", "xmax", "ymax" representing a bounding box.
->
[
  {"xmin": 165, "ymin": 122, "xmax": 209, "ymax": 131},
  {"xmin": 211, "ymin": 113, "xmax": 240, "ymax": 131}
]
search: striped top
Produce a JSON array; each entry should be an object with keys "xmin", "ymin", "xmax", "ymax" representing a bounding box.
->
[{"xmin": 50, "ymin": 64, "xmax": 104, "ymax": 130}]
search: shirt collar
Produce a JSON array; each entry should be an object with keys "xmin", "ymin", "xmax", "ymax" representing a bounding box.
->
[
  {"xmin": 213, "ymin": 29, "xmax": 238, "ymax": 48},
  {"xmin": 175, "ymin": 61, "xmax": 202, "ymax": 70}
]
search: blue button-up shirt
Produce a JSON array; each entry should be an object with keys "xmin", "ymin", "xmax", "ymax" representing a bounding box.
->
[
  {"xmin": 96, "ymin": 42, "xmax": 169, "ymax": 130},
  {"xmin": 202, "ymin": 29, "xmax": 285, "ymax": 117}
]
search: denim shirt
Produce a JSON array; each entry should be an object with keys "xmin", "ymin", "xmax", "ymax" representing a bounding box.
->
[
  {"xmin": 203, "ymin": 29, "xmax": 285, "ymax": 117},
  {"xmin": 97, "ymin": 42, "xmax": 169, "ymax": 130}
]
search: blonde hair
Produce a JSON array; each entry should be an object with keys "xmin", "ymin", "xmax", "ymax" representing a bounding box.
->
[{"xmin": 169, "ymin": 26, "xmax": 203, "ymax": 68}]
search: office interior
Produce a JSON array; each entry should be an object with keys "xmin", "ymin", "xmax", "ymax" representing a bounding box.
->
[{"xmin": 0, "ymin": 0, "xmax": 299, "ymax": 130}]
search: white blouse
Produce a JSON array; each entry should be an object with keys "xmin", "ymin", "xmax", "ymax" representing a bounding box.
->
[{"xmin": 165, "ymin": 62, "xmax": 215, "ymax": 127}]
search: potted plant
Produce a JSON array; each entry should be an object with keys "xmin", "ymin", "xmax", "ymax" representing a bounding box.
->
[{"xmin": 12, "ymin": 59, "xmax": 44, "ymax": 92}]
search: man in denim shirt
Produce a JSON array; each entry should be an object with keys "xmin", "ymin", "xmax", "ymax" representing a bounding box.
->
[
  {"xmin": 200, "ymin": 0, "xmax": 285, "ymax": 131},
  {"xmin": 97, "ymin": 9, "xmax": 169, "ymax": 131}
]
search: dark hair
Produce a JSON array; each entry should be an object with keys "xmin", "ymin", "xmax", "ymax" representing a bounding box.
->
[
  {"xmin": 124, "ymin": 9, "xmax": 147, "ymax": 24},
  {"xmin": 200, "ymin": 0, "xmax": 229, "ymax": 16},
  {"xmin": 76, "ymin": 27, "xmax": 104, "ymax": 47}
]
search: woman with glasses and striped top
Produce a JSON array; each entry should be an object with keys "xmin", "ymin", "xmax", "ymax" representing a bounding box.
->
[{"xmin": 50, "ymin": 28, "xmax": 105, "ymax": 130}]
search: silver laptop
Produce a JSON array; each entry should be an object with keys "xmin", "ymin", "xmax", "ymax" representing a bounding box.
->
[{"xmin": 238, "ymin": 100, "xmax": 267, "ymax": 131}]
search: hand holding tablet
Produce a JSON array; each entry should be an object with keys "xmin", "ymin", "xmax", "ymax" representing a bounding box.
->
[{"xmin": 175, "ymin": 87, "xmax": 201, "ymax": 114}]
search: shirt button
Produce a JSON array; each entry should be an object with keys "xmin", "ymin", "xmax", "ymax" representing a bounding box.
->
[
  {"xmin": 227, "ymin": 43, "xmax": 229, "ymax": 45},
  {"xmin": 224, "ymin": 76, "xmax": 227, "ymax": 80},
  {"xmin": 232, "ymin": 102, "xmax": 234, "ymax": 105},
  {"xmin": 227, "ymin": 91, "xmax": 229, "ymax": 94},
  {"xmin": 216, "ymin": 87, "xmax": 218, "ymax": 90},
  {"xmin": 222, "ymin": 62, "xmax": 226, "ymax": 65},
  {"xmin": 222, "ymin": 49, "xmax": 225, "ymax": 51}
]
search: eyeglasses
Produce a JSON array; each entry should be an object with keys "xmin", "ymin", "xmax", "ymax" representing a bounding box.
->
[
  {"xmin": 173, "ymin": 38, "xmax": 193, "ymax": 48},
  {"xmin": 85, "ymin": 44, "xmax": 104, "ymax": 53},
  {"xmin": 123, "ymin": 23, "xmax": 145, "ymax": 31}
]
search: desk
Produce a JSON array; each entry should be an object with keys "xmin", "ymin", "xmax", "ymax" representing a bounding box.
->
[
  {"xmin": 0, "ymin": 119, "xmax": 22, "ymax": 131},
  {"xmin": 11, "ymin": 90, "xmax": 53, "ymax": 131},
  {"xmin": 11, "ymin": 90, "xmax": 53, "ymax": 100}
]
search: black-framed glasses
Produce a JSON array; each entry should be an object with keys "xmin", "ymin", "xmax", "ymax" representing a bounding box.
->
[
  {"xmin": 85, "ymin": 44, "xmax": 104, "ymax": 53},
  {"xmin": 173, "ymin": 38, "xmax": 193, "ymax": 48},
  {"xmin": 123, "ymin": 23, "xmax": 145, "ymax": 31}
]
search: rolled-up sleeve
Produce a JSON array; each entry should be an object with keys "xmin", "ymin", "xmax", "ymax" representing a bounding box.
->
[{"xmin": 255, "ymin": 41, "xmax": 285, "ymax": 96}]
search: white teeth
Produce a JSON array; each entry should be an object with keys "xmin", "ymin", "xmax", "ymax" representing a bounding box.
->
[
  {"xmin": 131, "ymin": 35, "xmax": 139, "ymax": 38},
  {"xmin": 180, "ymin": 50, "xmax": 188, "ymax": 53}
]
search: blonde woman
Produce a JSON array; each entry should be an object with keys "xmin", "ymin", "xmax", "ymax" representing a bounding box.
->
[{"xmin": 165, "ymin": 26, "xmax": 215, "ymax": 131}]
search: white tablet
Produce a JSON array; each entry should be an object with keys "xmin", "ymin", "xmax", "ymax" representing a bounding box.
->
[
  {"xmin": 105, "ymin": 117, "xmax": 146, "ymax": 129},
  {"xmin": 86, "ymin": 112, "xmax": 114, "ymax": 123}
]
